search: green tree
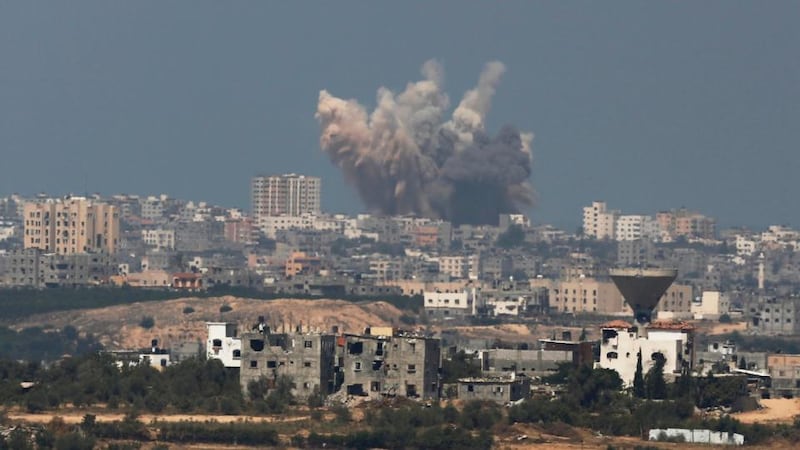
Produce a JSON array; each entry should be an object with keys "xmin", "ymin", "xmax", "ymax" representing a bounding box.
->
[
  {"xmin": 633, "ymin": 349, "xmax": 646, "ymax": 398},
  {"xmin": 645, "ymin": 352, "xmax": 667, "ymax": 399}
]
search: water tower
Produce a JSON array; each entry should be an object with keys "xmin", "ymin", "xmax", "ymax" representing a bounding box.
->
[{"xmin": 609, "ymin": 268, "xmax": 677, "ymax": 327}]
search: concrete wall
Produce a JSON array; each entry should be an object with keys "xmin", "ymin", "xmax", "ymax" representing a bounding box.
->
[
  {"xmin": 648, "ymin": 428, "xmax": 743, "ymax": 445},
  {"xmin": 341, "ymin": 333, "xmax": 440, "ymax": 401},
  {"xmin": 240, "ymin": 331, "xmax": 336, "ymax": 402}
]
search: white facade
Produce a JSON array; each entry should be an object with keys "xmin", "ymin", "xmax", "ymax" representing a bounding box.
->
[
  {"xmin": 0, "ymin": 223, "xmax": 15, "ymax": 241},
  {"xmin": 206, "ymin": 322, "xmax": 242, "ymax": 368},
  {"xmin": 582, "ymin": 201, "xmax": 617, "ymax": 239},
  {"xmin": 735, "ymin": 235, "xmax": 757, "ymax": 256},
  {"xmin": 142, "ymin": 228, "xmax": 176, "ymax": 250},
  {"xmin": 140, "ymin": 196, "xmax": 166, "ymax": 220},
  {"xmin": 614, "ymin": 215, "xmax": 659, "ymax": 242},
  {"xmin": 424, "ymin": 290, "xmax": 475, "ymax": 316},
  {"xmin": 251, "ymin": 174, "xmax": 321, "ymax": 218},
  {"xmin": 139, "ymin": 352, "xmax": 171, "ymax": 369},
  {"xmin": 598, "ymin": 323, "xmax": 693, "ymax": 387}
]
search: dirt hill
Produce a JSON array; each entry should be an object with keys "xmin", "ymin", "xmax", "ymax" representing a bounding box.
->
[{"xmin": 12, "ymin": 296, "xmax": 406, "ymax": 350}]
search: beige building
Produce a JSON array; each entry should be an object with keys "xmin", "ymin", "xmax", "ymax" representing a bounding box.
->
[
  {"xmin": 532, "ymin": 277, "xmax": 692, "ymax": 316},
  {"xmin": 23, "ymin": 197, "xmax": 119, "ymax": 254},
  {"xmin": 531, "ymin": 277, "xmax": 623, "ymax": 314},
  {"xmin": 582, "ymin": 201, "xmax": 617, "ymax": 240},
  {"xmin": 252, "ymin": 174, "xmax": 320, "ymax": 218}
]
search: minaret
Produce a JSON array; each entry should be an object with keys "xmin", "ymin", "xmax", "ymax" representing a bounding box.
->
[{"xmin": 758, "ymin": 252, "xmax": 765, "ymax": 291}]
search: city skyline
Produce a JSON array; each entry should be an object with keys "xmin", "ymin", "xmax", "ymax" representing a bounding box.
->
[{"xmin": 1, "ymin": 2, "xmax": 798, "ymax": 229}]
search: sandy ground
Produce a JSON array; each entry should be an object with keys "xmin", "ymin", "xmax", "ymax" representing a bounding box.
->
[
  {"xmin": 733, "ymin": 398, "xmax": 800, "ymax": 424},
  {"xmin": 9, "ymin": 296, "xmax": 405, "ymax": 349},
  {"xmin": 707, "ymin": 321, "xmax": 748, "ymax": 335}
]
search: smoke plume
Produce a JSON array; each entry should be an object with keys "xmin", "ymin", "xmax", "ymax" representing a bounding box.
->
[{"xmin": 315, "ymin": 60, "xmax": 533, "ymax": 225}]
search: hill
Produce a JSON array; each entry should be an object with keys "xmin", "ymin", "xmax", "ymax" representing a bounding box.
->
[{"xmin": 11, "ymin": 296, "xmax": 406, "ymax": 350}]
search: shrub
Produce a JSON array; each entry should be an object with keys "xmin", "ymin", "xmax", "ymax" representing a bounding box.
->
[
  {"xmin": 139, "ymin": 316, "xmax": 155, "ymax": 329},
  {"xmin": 182, "ymin": 307, "xmax": 194, "ymax": 314},
  {"xmin": 219, "ymin": 305, "xmax": 232, "ymax": 313}
]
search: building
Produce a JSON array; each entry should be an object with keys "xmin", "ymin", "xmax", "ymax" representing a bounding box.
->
[
  {"xmin": 751, "ymin": 297, "xmax": 800, "ymax": 335},
  {"xmin": 658, "ymin": 208, "xmax": 716, "ymax": 240},
  {"xmin": 479, "ymin": 282, "xmax": 549, "ymax": 317},
  {"xmin": 615, "ymin": 215, "xmax": 659, "ymax": 242},
  {"xmin": 207, "ymin": 322, "xmax": 242, "ymax": 368},
  {"xmin": 340, "ymin": 328, "xmax": 441, "ymax": 401},
  {"xmin": 531, "ymin": 277, "xmax": 623, "ymax": 314},
  {"xmin": 23, "ymin": 197, "xmax": 119, "ymax": 254},
  {"xmin": 691, "ymin": 291, "xmax": 731, "ymax": 320},
  {"xmin": 285, "ymin": 252, "xmax": 322, "ymax": 278},
  {"xmin": 617, "ymin": 239, "xmax": 657, "ymax": 267},
  {"xmin": 239, "ymin": 326, "xmax": 336, "ymax": 402},
  {"xmin": 141, "ymin": 228, "xmax": 176, "ymax": 250},
  {"xmin": 457, "ymin": 373, "xmax": 530, "ymax": 404},
  {"xmin": 597, "ymin": 320, "xmax": 694, "ymax": 387},
  {"xmin": 3, "ymin": 249, "xmax": 115, "ymax": 287},
  {"xmin": 478, "ymin": 348, "xmax": 574, "ymax": 375},
  {"xmin": 424, "ymin": 290, "xmax": 475, "ymax": 318},
  {"xmin": 437, "ymin": 254, "xmax": 479, "ymax": 280},
  {"xmin": 251, "ymin": 174, "xmax": 321, "ymax": 218},
  {"xmin": 582, "ymin": 201, "xmax": 617, "ymax": 240},
  {"xmin": 767, "ymin": 354, "xmax": 800, "ymax": 397}
]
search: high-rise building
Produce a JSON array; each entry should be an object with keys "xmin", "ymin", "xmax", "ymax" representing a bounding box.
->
[
  {"xmin": 251, "ymin": 174, "xmax": 321, "ymax": 218},
  {"xmin": 23, "ymin": 197, "xmax": 119, "ymax": 254}
]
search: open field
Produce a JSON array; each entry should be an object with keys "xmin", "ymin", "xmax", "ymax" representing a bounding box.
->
[{"xmin": 733, "ymin": 398, "xmax": 800, "ymax": 424}]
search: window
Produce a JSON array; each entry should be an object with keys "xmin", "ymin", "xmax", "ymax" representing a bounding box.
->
[
  {"xmin": 354, "ymin": 361, "xmax": 362, "ymax": 371},
  {"xmin": 212, "ymin": 339, "xmax": 222, "ymax": 347},
  {"xmin": 250, "ymin": 360, "xmax": 258, "ymax": 368},
  {"xmin": 304, "ymin": 340, "xmax": 313, "ymax": 348},
  {"xmin": 304, "ymin": 361, "xmax": 312, "ymax": 367},
  {"xmin": 267, "ymin": 360, "xmax": 277, "ymax": 368},
  {"xmin": 407, "ymin": 364, "xmax": 416, "ymax": 373},
  {"xmin": 467, "ymin": 384, "xmax": 474, "ymax": 392},
  {"xmin": 232, "ymin": 349, "xmax": 241, "ymax": 358}
]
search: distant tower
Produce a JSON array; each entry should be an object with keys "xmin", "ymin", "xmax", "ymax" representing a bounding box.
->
[{"xmin": 758, "ymin": 252, "xmax": 765, "ymax": 291}]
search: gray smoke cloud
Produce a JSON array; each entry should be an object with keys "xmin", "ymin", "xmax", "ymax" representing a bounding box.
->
[{"xmin": 315, "ymin": 60, "xmax": 533, "ymax": 225}]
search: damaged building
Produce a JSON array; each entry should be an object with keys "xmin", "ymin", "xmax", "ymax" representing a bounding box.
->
[
  {"xmin": 239, "ymin": 324, "xmax": 336, "ymax": 402},
  {"xmin": 340, "ymin": 327, "xmax": 441, "ymax": 401}
]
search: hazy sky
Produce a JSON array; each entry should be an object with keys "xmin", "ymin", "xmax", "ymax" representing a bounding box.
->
[{"xmin": 1, "ymin": 2, "xmax": 798, "ymax": 229}]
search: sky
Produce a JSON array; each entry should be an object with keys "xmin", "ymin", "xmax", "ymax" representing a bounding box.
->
[{"xmin": 1, "ymin": 2, "xmax": 798, "ymax": 230}]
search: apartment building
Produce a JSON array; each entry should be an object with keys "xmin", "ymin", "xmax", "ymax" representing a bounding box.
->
[
  {"xmin": 582, "ymin": 201, "xmax": 617, "ymax": 240},
  {"xmin": 23, "ymin": 197, "xmax": 119, "ymax": 254},
  {"xmin": 251, "ymin": 174, "xmax": 321, "ymax": 218}
]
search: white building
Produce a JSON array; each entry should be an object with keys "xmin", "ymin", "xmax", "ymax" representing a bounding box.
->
[
  {"xmin": 251, "ymin": 174, "xmax": 321, "ymax": 219},
  {"xmin": 582, "ymin": 201, "xmax": 617, "ymax": 240},
  {"xmin": 140, "ymin": 195, "xmax": 167, "ymax": 221},
  {"xmin": 735, "ymin": 235, "xmax": 757, "ymax": 256},
  {"xmin": 142, "ymin": 228, "xmax": 176, "ymax": 250},
  {"xmin": 423, "ymin": 290, "xmax": 475, "ymax": 317},
  {"xmin": 206, "ymin": 322, "xmax": 242, "ymax": 368},
  {"xmin": 598, "ymin": 320, "xmax": 694, "ymax": 387},
  {"xmin": 615, "ymin": 215, "xmax": 660, "ymax": 242},
  {"xmin": 0, "ymin": 222, "xmax": 15, "ymax": 241}
]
